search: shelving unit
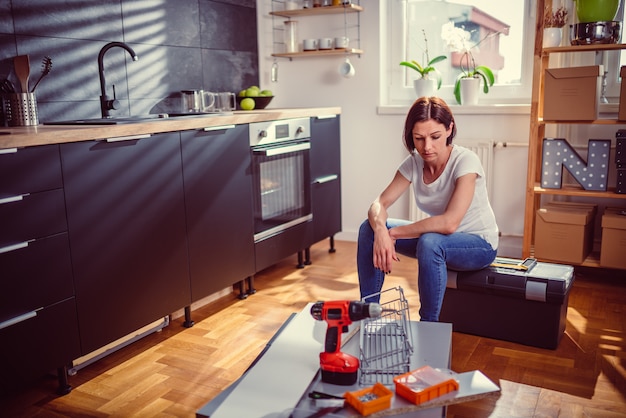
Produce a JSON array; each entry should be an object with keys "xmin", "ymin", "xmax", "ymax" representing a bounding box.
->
[
  {"xmin": 522, "ymin": 0, "xmax": 626, "ymax": 268},
  {"xmin": 269, "ymin": 1, "xmax": 363, "ymax": 59}
]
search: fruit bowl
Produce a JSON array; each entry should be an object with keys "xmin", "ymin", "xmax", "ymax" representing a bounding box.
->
[{"xmin": 236, "ymin": 96, "xmax": 274, "ymax": 110}]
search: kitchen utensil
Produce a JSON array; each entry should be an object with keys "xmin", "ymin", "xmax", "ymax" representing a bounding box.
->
[
  {"xmin": 338, "ymin": 58, "xmax": 355, "ymax": 78},
  {"xmin": 570, "ymin": 21, "xmax": 621, "ymax": 45},
  {"xmin": 271, "ymin": 60, "xmax": 278, "ymax": 82},
  {"xmin": 575, "ymin": 0, "xmax": 619, "ymax": 23},
  {"xmin": 284, "ymin": 21, "xmax": 298, "ymax": 53},
  {"xmin": 181, "ymin": 89, "xmax": 215, "ymax": 113},
  {"xmin": 13, "ymin": 55, "xmax": 30, "ymax": 93},
  {"xmin": 215, "ymin": 92, "xmax": 236, "ymax": 112},
  {"xmin": 334, "ymin": 36, "xmax": 349, "ymax": 49},
  {"xmin": 3, "ymin": 92, "xmax": 38, "ymax": 126},
  {"xmin": 31, "ymin": 56, "xmax": 52, "ymax": 92},
  {"xmin": 1, "ymin": 79, "xmax": 16, "ymax": 94}
]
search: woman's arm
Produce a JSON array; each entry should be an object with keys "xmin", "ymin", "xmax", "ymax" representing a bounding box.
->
[
  {"xmin": 368, "ymin": 171, "xmax": 410, "ymax": 273},
  {"xmin": 390, "ymin": 173, "xmax": 477, "ymax": 240}
]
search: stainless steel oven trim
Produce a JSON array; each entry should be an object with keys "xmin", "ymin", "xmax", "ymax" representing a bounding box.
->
[
  {"xmin": 253, "ymin": 214, "xmax": 312, "ymax": 242},
  {"xmin": 253, "ymin": 141, "xmax": 311, "ymax": 157}
]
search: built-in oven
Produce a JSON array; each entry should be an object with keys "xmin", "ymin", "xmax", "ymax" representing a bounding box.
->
[{"xmin": 250, "ymin": 118, "xmax": 313, "ymax": 271}]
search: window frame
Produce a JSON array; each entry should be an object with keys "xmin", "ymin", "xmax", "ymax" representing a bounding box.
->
[{"xmin": 380, "ymin": 0, "xmax": 536, "ymax": 107}]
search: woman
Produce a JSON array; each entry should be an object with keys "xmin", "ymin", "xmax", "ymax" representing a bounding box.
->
[{"xmin": 357, "ymin": 97, "xmax": 499, "ymax": 321}]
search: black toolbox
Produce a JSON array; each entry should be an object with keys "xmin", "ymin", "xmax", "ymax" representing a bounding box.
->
[{"xmin": 439, "ymin": 257, "xmax": 575, "ymax": 349}]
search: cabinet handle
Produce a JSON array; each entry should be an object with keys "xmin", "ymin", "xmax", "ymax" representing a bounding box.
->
[
  {"xmin": 315, "ymin": 115, "xmax": 337, "ymax": 120},
  {"xmin": 0, "ymin": 240, "xmax": 31, "ymax": 255},
  {"xmin": 0, "ymin": 193, "xmax": 29, "ymax": 205},
  {"xmin": 0, "ymin": 148, "xmax": 18, "ymax": 154},
  {"xmin": 0, "ymin": 308, "xmax": 42, "ymax": 331},
  {"xmin": 313, "ymin": 174, "xmax": 338, "ymax": 184},
  {"xmin": 103, "ymin": 134, "xmax": 151, "ymax": 143},
  {"xmin": 203, "ymin": 125, "xmax": 236, "ymax": 132}
]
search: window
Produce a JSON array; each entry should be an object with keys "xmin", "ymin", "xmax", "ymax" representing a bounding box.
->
[{"xmin": 382, "ymin": 0, "xmax": 534, "ymax": 106}]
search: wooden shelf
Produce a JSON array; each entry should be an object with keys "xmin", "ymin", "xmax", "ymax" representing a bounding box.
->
[
  {"xmin": 522, "ymin": 0, "xmax": 626, "ymax": 267},
  {"xmin": 529, "ymin": 247, "xmax": 603, "ymax": 268},
  {"xmin": 272, "ymin": 48, "xmax": 363, "ymax": 59},
  {"xmin": 533, "ymin": 184, "xmax": 626, "ymax": 199},
  {"xmin": 269, "ymin": 4, "xmax": 363, "ymax": 18},
  {"xmin": 542, "ymin": 43, "xmax": 626, "ymax": 55},
  {"xmin": 541, "ymin": 118, "xmax": 626, "ymax": 125}
]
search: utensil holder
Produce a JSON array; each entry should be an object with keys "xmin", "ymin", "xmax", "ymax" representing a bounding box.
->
[{"xmin": 3, "ymin": 93, "xmax": 39, "ymax": 126}]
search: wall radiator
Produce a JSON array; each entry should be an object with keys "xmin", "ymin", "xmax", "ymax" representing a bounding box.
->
[{"xmin": 409, "ymin": 140, "xmax": 494, "ymax": 221}]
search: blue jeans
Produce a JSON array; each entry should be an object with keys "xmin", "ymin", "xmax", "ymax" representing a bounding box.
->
[{"xmin": 357, "ymin": 218, "xmax": 497, "ymax": 322}]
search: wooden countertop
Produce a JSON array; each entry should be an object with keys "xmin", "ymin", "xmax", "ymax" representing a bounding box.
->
[{"xmin": 0, "ymin": 107, "xmax": 341, "ymax": 150}]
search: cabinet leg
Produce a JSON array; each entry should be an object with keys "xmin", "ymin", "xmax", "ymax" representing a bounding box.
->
[
  {"xmin": 246, "ymin": 276, "xmax": 256, "ymax": 295},
  {"xmin": 238, "ymin": 280, "xmax": 249, "ymax": 299},
  {"xmin": 304, "ymin": 247, "xmax": 312, "ymax": 265},
  {"xmin": 296, "ymin": 251, "xmax": 305, "ymax": 269},
  {"xmin": 183, "ymin": 306, "xmax": 195, "ymax": 328},
  {"xmin": 56, "ymin": 365, "xmax": 72, "ymax": 396},
  {"xmin": 329, "ymin": 236, "xmax": 336, "ymax": 253}
]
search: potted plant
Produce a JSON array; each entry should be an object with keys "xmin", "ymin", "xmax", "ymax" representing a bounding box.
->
[
  {"xmin": 400, "ymin": 29, "xmax": 447, "ymax": 97},
  {"xmin": 441, "ymin": 22, "xmax": 495, "ymax": 105},
  {"xmin": 543, "ymin": 6, "xmax": 568, "ymax": 48}
]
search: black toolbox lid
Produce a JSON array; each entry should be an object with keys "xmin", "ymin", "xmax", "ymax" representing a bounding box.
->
[{"xmin": 452, "ymin": 257, "xmax": 575, "ymax": 304}]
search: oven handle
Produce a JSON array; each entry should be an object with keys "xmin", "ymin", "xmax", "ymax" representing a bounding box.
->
[{"xmin": 254, "ymin": 141, "xmax": 311, "ymax": 157}]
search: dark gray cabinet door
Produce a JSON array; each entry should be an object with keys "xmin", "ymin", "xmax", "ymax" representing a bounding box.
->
[
  {"xmin": 181, "ymin": 126, "xmax": 255, "ymax": 302},
  {"xmin": 61, "ymin": 134, "xmax": 190, "ymax": 355},
  {"xmin": 310, "ymin": 115, "xmax": 342, "ymax": 245}
]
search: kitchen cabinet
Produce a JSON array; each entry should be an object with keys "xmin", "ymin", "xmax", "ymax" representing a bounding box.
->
[
  {"xmin": 310, "ymin": 114, "xmax": 342, "ymax": 250},
  {"xmin": 270, "ymin": 1, "xmax": 363, "ymax": 59},
  {"xmin": 0, "ymin": 145, "xmax": 80, "ymax": 394},
  {"xmin": 181, "ymin": 125, "xmax": 255, "ymax": 303},
  {"xmin": 61, "ymin": 133, "xmax": 191, "ymax": 355},
  {"xmin": 522, "ymin": 0, "xmax": 626, "ymax": 268}
]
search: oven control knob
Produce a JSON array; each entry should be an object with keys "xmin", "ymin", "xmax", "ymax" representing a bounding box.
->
[
  {"xmin": 295, "ymin": 126, "xmax": 304, "ymax": 135},
  {"xmin": 259, "ymin": 130, "xmax": 268, "ymax": 138}
]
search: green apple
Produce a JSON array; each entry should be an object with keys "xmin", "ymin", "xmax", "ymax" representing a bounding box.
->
[
  {"xmin": 240, "ymin": 98, "xmax": 255, "ymax": 110},
  {"xmin": 245, "ymin": 87, "xmax": 260, "ymax": 97},
  {"xmin": 238, "ymin": 89, "xmax": 247, "ymax": 97},
  {"xmin": 260, "ymin": 89, "xmax": 273, "ymax": 97}
]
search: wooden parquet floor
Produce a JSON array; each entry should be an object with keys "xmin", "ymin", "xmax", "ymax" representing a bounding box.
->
[{"xmin": 1, "ymin": 240, "xmax": 625, "ymax": 417}]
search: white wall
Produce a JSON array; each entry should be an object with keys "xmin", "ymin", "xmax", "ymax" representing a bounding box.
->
[{"xmin": 256, "ymin": 1, "xmax": 530, "ymax": 248}]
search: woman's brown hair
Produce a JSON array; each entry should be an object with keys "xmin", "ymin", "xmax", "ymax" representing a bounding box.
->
[{"xmin": 402, "ymin": 96, "xmax": 457, "ymax": 152}]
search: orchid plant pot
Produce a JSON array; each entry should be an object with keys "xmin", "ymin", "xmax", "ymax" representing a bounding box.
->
[
  {"xmin": 460, "ymin": 77, "xmax": 480, "ymax": 105},
  {"xmin": 413, "ymin": 78, "xmax": 437, "ymax": 98}
]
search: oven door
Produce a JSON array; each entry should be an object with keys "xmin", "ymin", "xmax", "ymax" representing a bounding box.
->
[{"xmin": 252, "ymin": 139, "xmax": 312, "ymax": 242}]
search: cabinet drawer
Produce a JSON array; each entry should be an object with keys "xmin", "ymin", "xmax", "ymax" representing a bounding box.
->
[
  {"xmin": 0, "ymin": 297, "xmax": 81, "ymax": 390},
  {"xmin": 0, "ymin": 188, "xmax": 67, "ymax": 247},
  {"xmin": 0, "ymin": 233, "xmax": 73, "ymax": 322},
  {"xmin": 0, "ymin": 145, "xmax": 63, "ymax": 197}
]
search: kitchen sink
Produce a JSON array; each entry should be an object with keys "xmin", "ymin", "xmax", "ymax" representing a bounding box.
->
[{"xmin": 44, "ymin": 112, "xmax": 232, "ymax": 125}]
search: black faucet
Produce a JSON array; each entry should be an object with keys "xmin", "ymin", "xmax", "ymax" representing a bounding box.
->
[{"xmin": 98, "ymin": 42, "xmax": 138, "ymax": 118}]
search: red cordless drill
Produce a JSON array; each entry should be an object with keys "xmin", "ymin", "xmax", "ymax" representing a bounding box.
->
[{"xmin": 310, "ymin": 300, "xmax": 382, "ymax": 385}]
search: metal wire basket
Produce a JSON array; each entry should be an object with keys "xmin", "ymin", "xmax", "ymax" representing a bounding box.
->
[{"xmin": 359, "ymin": 286, "xmax": 414, "ymax": 386}]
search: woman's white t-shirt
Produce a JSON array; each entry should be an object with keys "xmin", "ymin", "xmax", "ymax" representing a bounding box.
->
[{"xmin": 398, "ymin": 144, "xmax": 499, "ymax": 249}]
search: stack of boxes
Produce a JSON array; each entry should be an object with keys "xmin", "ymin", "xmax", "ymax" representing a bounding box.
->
[
  {"xmin": 600, "ymin": 207, "xmax": 626, "ymax": 269},
  {"xmin": 535, "ymin": 201, "xmax": 597, "ymax": 264}
]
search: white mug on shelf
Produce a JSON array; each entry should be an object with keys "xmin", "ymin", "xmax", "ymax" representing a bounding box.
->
[
  {"xmin": 334, "ymin": 36, "xmax": 349, "ymax": 49},
  {"xmin": 303, "ymin": 38, "xmax": 318, "ymax": 51},
  {"xmin": 318, "ymin": 38, "xmax": 333, "ymax": 50}
]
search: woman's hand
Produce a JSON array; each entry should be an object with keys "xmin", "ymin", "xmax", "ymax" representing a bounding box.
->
[{"xmin": 373, "ymin": 227, "xmax": 399, "ymax": 274}]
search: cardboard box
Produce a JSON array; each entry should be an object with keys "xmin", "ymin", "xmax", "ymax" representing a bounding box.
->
[
  {"xmin": 544, "ymin": 65, "xmax": 602, "ymax": 121},
  {"xmin": 535, "ymin": 204, "xmax": 596, "ymax": 263},
  {"xmin": 600, "ymin": 207, "xmax": 626, "ymax": 269},
  {"xmin": 619, "ymin": 67, "xmax": 626, "ymax": 121}
]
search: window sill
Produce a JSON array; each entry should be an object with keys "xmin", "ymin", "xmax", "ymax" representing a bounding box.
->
[
  {"xmin": 377, "ymin": 103, "xmax": 619, "ymax": 116},
  {"xmin": 377, "ymin": 103, "xmax": 531, "ymax": 116}
]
